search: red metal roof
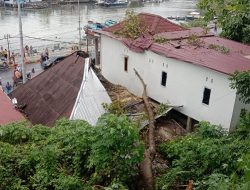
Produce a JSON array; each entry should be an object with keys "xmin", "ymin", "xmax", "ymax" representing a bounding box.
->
[
  {"xmin": 0, "ymin": 89, "xmax": 24, "ymax": 125},
  {"xmin": 103, "ymin": 12, "xmax": 185, "ymax": 34},
  {"xmin": 10, "ymin": 52, "xmax": 88, "ymax": 126},
  {"xmin": 99, "ymin": 12, "xmax": 250, "ymax": 75},
  {"xmin": 149, "ymin": 35, "xmax": 250, "ymax": 74},
  {"xmin": 155, "ymin": 27, "xmax": 214, "ymax": 40}
]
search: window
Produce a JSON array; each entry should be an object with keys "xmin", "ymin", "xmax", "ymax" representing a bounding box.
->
[
  {"xmin": 124, "ymin": 57, "xmax": 128, "ymax": 72},
  {"xmin": 202, "ymin": 87, "xmax": 211, "ymax": 105},
  {"xmin": 161, "ymin": 71, "xmax": 167, "ymax": 86}
]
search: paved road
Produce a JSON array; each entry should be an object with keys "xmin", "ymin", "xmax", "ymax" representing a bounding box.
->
[{"xmin": 0, "ymin": 62, "xmax": 44, "ymax": 93}]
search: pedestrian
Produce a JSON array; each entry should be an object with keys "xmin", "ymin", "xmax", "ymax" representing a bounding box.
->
[
  {"xmin": 0, "ymin": 46, "xmax": 3, "ymax": 55},
  {"xmin": 45, "ymin": 48, "xmax": 49, "ymax": 58},
  {"xmin": 40, "ymin": 53, "xmax": 44, "ymax": 63},
  {"xmin": 0, "ymin": 77, "xmax": 2, "ymax": 86},
  {"xmin": 17, "ymin": 65, "xmax": 21, "ymax": 72},
  {"xmin": 11, "ymin": 52, "xmax": 15, "ymax": 64},
  {"xmin": 5, "ymin": 82, "xmax": 12, "ymax": 94},
  {"xmin": 3, "ymin": 49, "xmax": 8, "ymax": 59},
  {"xmin": 30, "ymin": 45, "xmax": 33, "ymax": 55},
  {"xmin": 25, "ymin": 45, "xmax": 29, "ymax": 52},
  {"xmin": 32, "ymin": 68, "xmax": 35, "ymax": 74}
]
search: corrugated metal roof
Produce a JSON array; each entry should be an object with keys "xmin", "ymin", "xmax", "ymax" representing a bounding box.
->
[
  {"xmin": 70, "ymin": 58, "xmax": 111, "ymax": 125},
  {"xmin": 99, "ymin": 12, "xmax": 250, "ymax": 75},
  {"xmin": 0, "ymin": 89, "xmax": 24, "ymax": 125},
  {"xmin": 149, "ymin": 36, "xmax": 250, "ymax": 75},
  {"xmin": 103, "ymin": 12, "xmax": 185, "ymax": 34},
  {"xmin": 10, "ymin": 52, "xmax": 86, "ymax": 126},
  {"xmin": 155, "ymin": 27, "xmax": 214, "ymax": 40}
]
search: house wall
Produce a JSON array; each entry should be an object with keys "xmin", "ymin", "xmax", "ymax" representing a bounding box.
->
[
  {"xmin": 100, "ymin": 35, "xmax": 240, "ymax": 130},
  {"xmin": 230, "ymin": 95, "xmax": 250, "ymax": 131}
]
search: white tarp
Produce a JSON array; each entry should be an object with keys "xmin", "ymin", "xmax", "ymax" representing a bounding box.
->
[{"xmin": 70, "ymin": 58, "xmax": 111, "ymax": 125}]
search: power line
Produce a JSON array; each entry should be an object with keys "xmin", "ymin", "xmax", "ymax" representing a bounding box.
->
[
  {"xmin": 24, "ymin": 35, "xmax": 78, "ymax": 44},
  {"xmin": 0, "ymin": 31, "xmax": 80, "ymax": 47}
]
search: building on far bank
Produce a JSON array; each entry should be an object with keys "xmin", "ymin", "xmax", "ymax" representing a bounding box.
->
[{"xmin": 95, "ymin": 13, "xmax": 250, "ymax": 131}]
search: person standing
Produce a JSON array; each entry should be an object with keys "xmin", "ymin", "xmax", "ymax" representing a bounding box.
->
[
  {"xmin": 3, "ymin": 49, "xmax": 8, "ymax": 59},
  {"xmin": 30, "ymin": 46, "xmax": 33, "ymax": 55},
  {"xmin": 5, "ymin": 82, "xmax": 12, "ymax": 94},
  {"xmin": 0, "ymin": 46, "xmax": 3, "ymax": 55},
  {"xmin": 11, "ymin": 52, "xmax": 15, "ymax": 64}
]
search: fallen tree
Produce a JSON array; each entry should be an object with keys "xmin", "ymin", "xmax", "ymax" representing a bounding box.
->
[{"xmin": 134, "ymin": 68, "xmax": 156, "ymax": 190}]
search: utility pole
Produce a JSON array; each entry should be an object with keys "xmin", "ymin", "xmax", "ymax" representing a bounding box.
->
[
  {"xmin": 4, "ymin": 34, "xmax": 11, "ymax": 63},
  {"xmin": 18, "ymin": 0, "xmax": 26, "ymax": 84},
  {"xmin": 78, "ymin": 0, "xmax": 81, "ymax": 50}
]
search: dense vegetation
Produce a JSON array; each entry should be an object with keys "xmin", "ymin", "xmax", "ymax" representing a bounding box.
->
[
  {"xmin": 0, "ymin": 114, "xmax": 144, "ymax": 190},
  {"xmin": 198, "ymin": 0, "xmax": 250, "ymax": 44},
  {"xmin": 157, "ymin": 111, "xmax": 250, "ymax": 190},
  {"xmin": 230, "ymin": 70, "xmax": 250, "ymax": 104}
]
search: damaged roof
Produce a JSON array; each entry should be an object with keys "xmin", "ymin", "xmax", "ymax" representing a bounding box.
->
[
  {"xmin": 70, "ymin": 59, "xmax": 112, "ymax": 125},
  {"xmin": 10, "ymin": 52, "xmax": 86, "ymax": 126},
  {"xmin": 0, "ymin": 89, "xmax": 24, "ymax": 125},
  {"xmin": 103, "ymin": 12, "xmax": 185, "ymax": 35},
  {"xmin": 98, "ymin": 13, "xmax": 250, "ymax": 75}
]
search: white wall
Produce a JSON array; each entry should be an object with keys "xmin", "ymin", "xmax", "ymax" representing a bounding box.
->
[
  {"xmin": 100, "ymin": 35, "xmax": 240, "ymax": 130},
  {"xmin": 230, "ymin": 95, "xmax": 250, "ymax": 130}
]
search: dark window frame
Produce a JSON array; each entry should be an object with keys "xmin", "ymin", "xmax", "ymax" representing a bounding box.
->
[
  {"xmin": 202, "ymin": 87, "xmax": 211, "ymax": 105},
  {"xmin": 124, "ymin": 57, "xmax": 128, "ymax": 72},
  {"xmin": 161, "ymin": 71, "xmax": 167, "ymax": 86}
]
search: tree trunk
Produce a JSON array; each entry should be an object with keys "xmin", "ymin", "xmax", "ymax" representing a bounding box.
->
[{"xmin": 134, "ymin": 68, "xmax": 156, "ymax": 190}]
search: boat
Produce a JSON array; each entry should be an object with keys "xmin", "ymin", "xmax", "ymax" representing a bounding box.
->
[
  {"xmin": 104, "ymin": 0, "xmax": 128, "ymax": 7},
  {"xmin": 95, "ymin": 0, "xmax": 105, "ymax": 6},
  {"xmin": 104, "ymin": 19, "xmax": 117, "ymax": 27},
  {"xmin": 97, "ymin": 0, "xmax": 128, "ymax": 7},
  {"xmin": 186, "ymin": 11, "xmax": 201, "ymax": 20}
]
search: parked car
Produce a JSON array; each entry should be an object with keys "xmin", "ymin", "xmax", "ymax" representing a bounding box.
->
[{"xmin": 41, "ymin": 55, "xmax": 66, "ymax": 69}]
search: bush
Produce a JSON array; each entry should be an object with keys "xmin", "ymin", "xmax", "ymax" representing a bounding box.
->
[
  {"xmin": 0, "ymin": 114, "xmax": 144, "ymax": 189},
  {"xmin": 157, "ymin": 119, "xmax": 250, "ymax": 190}
]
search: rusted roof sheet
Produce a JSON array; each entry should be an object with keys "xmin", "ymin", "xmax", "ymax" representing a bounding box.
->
[
  {"xmin": 10, "ymin": 52, "xmax": 86, "ymax": 126},
  {"xmin": 155, "ymin": 27, "xmax": 214, "ymax": 40},
  {"xmin": 100, "ymin": 12, "xmax": 250, "ymax": 75},
  {"xmin": 103, "ymin": 12, "xmax": 185, "ymax": 34},
  {"xmin": 150, "ymin": 36, "xmax": 250, "ymax": 74},
  {"xmin": 0, "ymin": 89, "xmax": 24, "ymax": 125}
]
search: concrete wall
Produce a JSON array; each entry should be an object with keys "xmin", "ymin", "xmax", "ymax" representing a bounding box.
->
[
  {"xmin": 100, "ymin": 35, "xmax": 245, "ymax": 130},
  {"xmin": 230, "ymin": 95, "xmax": 250, "ymax": 130}
]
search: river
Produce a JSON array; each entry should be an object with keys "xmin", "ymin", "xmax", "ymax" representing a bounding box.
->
[{"xmin": 0, "ymin": 0, "xmax": 197, "ymax": 52}]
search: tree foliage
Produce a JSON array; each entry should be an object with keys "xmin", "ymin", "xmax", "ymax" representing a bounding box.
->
[
  {"xmin": 0, "ymin": 114, "xmax": 144, "ymax": 190},
  {"xmin": 114, "ymin": 10, "xmax": 148, "ymax": 39},
  {"xmin": 198, "ymin": 0, "xmax": 250, "ymax": 44},
  {"xmin": 156, "ymin": 119, "xmax": 250, "ymax": 190},
  {"xmin": 230, "ymin": 70, "xmax": 250, "ymax": 104}
]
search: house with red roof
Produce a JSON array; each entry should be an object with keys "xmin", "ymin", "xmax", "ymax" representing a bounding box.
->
[
  {"xmin": 96, "ymin": 13, "xmax": 250, "ymax": 130},
  {"xmin": 0, "ymin": 88, "xmax": 24, "ymax": 126}
]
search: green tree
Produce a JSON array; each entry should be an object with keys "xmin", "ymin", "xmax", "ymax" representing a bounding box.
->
[
  {"xmin": 0, "ymin": 114, "xmax": 144, "ymax": 190},
  {"xmin": 198, "ymin": 0, "xmax": 250, "ymax": 44},
  {"xmin": 230, "ymin": 70, "xmax": 250, "ymax": 104},
  {"xmin": 156, "ymin": 121, "xmax": 250, "ymax": 190},
  {"xmin": 114, "ymin": 10, "xmax": 148, "ymax": 39}
]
